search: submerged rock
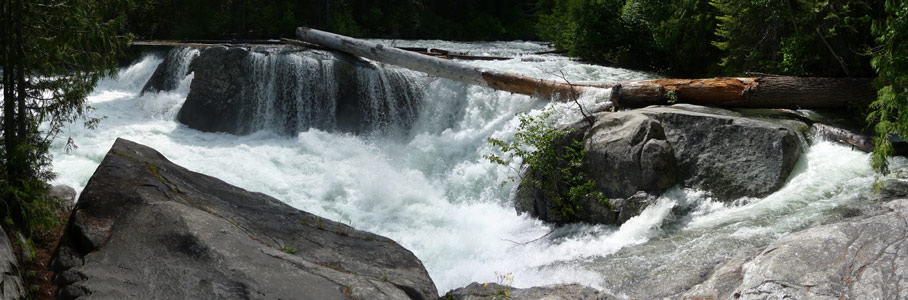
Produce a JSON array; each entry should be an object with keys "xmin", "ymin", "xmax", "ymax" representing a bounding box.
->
[
  {"xmin": 515, "ymin": 104, "xmax": 805, "ymax": 225},
  {"xmin": 444, "ymin": 282, "xmax": 611, "ymax": 300},
  {"xmin": 52, "ymin": 138, "xmax": 436, "ymax": 300}
]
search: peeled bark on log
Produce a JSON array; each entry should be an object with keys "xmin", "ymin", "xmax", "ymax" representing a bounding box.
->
[
  {"xmin": 611, "ymin": 77, "xmax": 875, "ymax": 109},
  {"xmin": 294, "ymin": 27, "xmax": 874, "ymax": 109},
  {"xmin": 292, "ymin": 27, "xmax": 582, "ymax": 100}
]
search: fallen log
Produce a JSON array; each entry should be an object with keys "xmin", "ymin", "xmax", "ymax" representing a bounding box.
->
[
  {"xmin": 293, "ymin": 27, "xmax": 875, "ymax": 109},
  {"xmin": 811, "ymin": 123, "xmax": 874, "ymax": 152},
  {"xmin": 610, "ymin": 77, "xmax": 876, "ymax": 109},
  {"xmin": 810, "ymin": 123, "xmax": 908, "ymax": 156},
  {"xmin": 291, "ymin": 28, "xmax": 582, "ymax": 100}
]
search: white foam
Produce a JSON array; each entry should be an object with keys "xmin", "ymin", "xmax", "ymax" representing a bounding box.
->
[{"xmin": 48, "ymin": 44, "xmax": 901, "ymax": 295}]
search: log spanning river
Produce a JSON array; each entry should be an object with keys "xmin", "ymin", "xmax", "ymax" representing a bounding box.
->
[{"xmin": 49, "ymin": 41, "xmax": 904, "ymax": 296}]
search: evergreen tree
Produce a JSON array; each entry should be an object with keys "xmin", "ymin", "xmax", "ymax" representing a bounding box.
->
[
  {"xmin": 868, "ymin": 0, "xmax": 908, "ymax": 174},
  {"xmin": 0, "ymin": 0, "xmax": 130, "ymax": 235}
]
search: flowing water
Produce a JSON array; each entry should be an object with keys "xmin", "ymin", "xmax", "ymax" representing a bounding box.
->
[{"xmin": 48, "ymin": 41, "xmax": 906, "ymax": 296}]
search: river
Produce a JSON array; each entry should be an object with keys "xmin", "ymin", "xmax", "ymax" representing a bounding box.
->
[{"xmin": 48, "ymin": 41, "xmax": 905, "ymax": 296}]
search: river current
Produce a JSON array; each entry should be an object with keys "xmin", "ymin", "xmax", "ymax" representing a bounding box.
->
[{"xmin": 48, "ymin": 41, "xmax": 905, "ymax": 295}]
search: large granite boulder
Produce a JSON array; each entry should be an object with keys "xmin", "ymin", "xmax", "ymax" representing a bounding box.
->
[
  {"xmin": 639, "ymin": 104, "xmax": 803, "ymax": 200},
  {"xmin": 52, "ymin": 138, "xmax": 436, "ymax": 300},
  {"xmin": 515, "ymin": 104, "xmax": 804, "ymax": 225},
  {"xmin": 584, "ymin": 112, "xmax": 678, "ymax": 198},
  {"xmin": 175, "ymin": 45, "xmax": 422, "ymax": 136},
  {"xmin": 175, "ymin": 46, "xmax": 254, "ymax": 134},
  {"xmin": 683, "ymin": 198, "xmax": 908, "ymax": 299}
]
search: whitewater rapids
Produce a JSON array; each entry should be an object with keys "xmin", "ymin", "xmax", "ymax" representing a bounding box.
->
[{"xmin": 49, "ymin": 41, "xmax": 905, "ymax": 295}]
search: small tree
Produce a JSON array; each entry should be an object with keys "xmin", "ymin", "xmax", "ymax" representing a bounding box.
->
[
  {"xmin": 1, "ymin": 0, "xmax": 131, "ymax": 235},
  {"xmin": 486, "ymin": 108, "xmax": 605, "ymax": 222},
  {"xmin": 868, "ymin": 0, "xmax": 908, "ymax": 175}
]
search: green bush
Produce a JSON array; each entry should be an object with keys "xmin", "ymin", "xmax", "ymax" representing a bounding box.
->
[
  {"xmin": 868, "ymin": 0, "xmax": 908, "ymax": 174},
  {"xmin": 487, "ymin": 109, "xmax": 605, "ymax": 221}
]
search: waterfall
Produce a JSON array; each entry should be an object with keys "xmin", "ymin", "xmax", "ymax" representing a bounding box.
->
[
  {"xmin": 159, "ymin": 46, "xmax": 425, "ymax": 137},
  {"xmin": 141, "ymin": 47, "xmax": 199, "ymax": 94}
]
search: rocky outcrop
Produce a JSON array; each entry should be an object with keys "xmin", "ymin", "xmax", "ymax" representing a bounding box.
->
[
  {"xmin": 584, "ymin": 112, "xmax": 678, "ymax": 199},
  {"xmin": 52, "ymin": 138, "xmax": 436, "ymax": 300},
  {"xmin": 516, "ymin": 104, "xmax": 805, "ymax": 225},
  {"xmin": 0, "ymin": 227, "xmax": 25, "ymax": 299},
  {"xmin": 175, "ymin": 45, "xmax": 422, "ymax": 136},
  {"xmin": 49, "ymin": 184, "xmax": 76, "ymax": 210},
  {"xmin": 444, "ymin": 282, "xmax": 611, "ymax": 300},
  {"xmin": 175, "ymin": 46, "xmax": 251, "ymax": 134},
  {"xmin": 639, "ymin": 104, "xmax": 803, "ymax": 200},
  {"xmin": 683, "ymin": 197, "xmax": 908, "ymax": 299}
]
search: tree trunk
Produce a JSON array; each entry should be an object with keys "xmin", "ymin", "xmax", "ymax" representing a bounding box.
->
[
  {"xmin": 610, "ymin": 77, "xmax": 875, "ymax": 109},
  {"xmin": 293, "ymin": 27, "xmax": 875, "ymax": 109},
  {"xmin": 292, "ymin": 27, "xmax": 581, "ymax": 100},
  {"xmin": 812, "ymin": 123, "xmax": 874, "ymax": 153}
]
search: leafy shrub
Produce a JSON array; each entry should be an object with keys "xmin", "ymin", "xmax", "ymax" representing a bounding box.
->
[
  {"xmin": 487, "ymin": 109, "xmax": 605, "ymax": 221},
  {"xmin": 868, "ymin": 0, "xmax": 908, "ymax": 174}
]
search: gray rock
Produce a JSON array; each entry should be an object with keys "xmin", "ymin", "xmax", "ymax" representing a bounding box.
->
[
  {"xmin": 175, "ymin": 46, "xmax": 252, "ymax": 134},
  {"xmin": 176, "ymin": 45, "xmax": 422, "ymax": 136},
  {"xmin": 0, "ymin": 226, "xmax": 25, "ymax": 300},
  {"xmin": 49, "ymin": 184, "xmax": 76, "ymax": 210},
  {"xmin": 585, "ymin": 111, "xmax": 678, "ymax": 198},
  {"xmin": 52, "ymin": 138, "xmax": 436, "ymax": 300},
  {"xmin": 444, "ymin": 282, "xmax": 612, "ymax": 300},
  {"xmin": 638, "ymin": 105, "xmax": 803, "ymax": 200},
  {"xmin": 141, "ymin": 47, "xmax": 199, "ymax": 95},
  {"xmin": 735, "ymin": 199, "xmax": 908, "ymax": 299},
  {"xmin": 682, "ymin": 198, "xmax": 908, "ymax": 300},
  {"xmin": 514, "ymin": 104, "xmax": 804, "ymax": 225}
]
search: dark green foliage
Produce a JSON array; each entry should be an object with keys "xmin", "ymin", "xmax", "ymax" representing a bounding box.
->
[
  {"xmin": 537, "ymin": 0, "xmax": 718, "ymax": 75},
  {"xmin": 868, "ymin": 0, "xmax": 908, "ymax": 174},
  {"xmin": 712, "ymin": 0, "xmax": 877, "ymax": 77},
  {"xmin": 125, "ymin": 0, "xmax": 540, "ymax": 40},
  {"xmin": 1, "ymin": 0, "xmax": 129, "ymax": 236},
  {"xmin": 487, "ymin": 110, "xmax": 605, "ymax": 221}
]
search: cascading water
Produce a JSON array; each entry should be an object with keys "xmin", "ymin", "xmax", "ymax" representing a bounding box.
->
[
  {"xmin": 48, "ymin": 41, "xmax": 907, "ymax": 296},
  {"xmin": 175, "ymin": 46, "xmax": 424, "ymax": 136},
  {"xmin": 141, "ymin": 47, "xmax": 199, "ymax": 94}
]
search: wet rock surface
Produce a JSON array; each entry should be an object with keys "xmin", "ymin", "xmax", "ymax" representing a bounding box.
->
[
  {"xmin": 52, "ymin": 138, "xmax": 436, "ymax": 300},
  {"xmin": 515, "ymin": 104, "xmax": 805, "ymax": 225},
  {"xmin": 445, "ymin": 282, "xmax": 612, "ymax": 300},
  {"xmin": 724, "ymin": 198, "xmax": 908, "ymax": 299},
  {"xmin": 176, "ymin": 45, "xmax": 422, "ymax": 136},
  {"xmin": 0, "ymin": 226, "xmax": 25, "ymax": 299}
]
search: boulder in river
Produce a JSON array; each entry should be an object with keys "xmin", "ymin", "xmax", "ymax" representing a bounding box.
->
[
  {"xmin": 175, "ymin": 45, "xmax": 422, "ymax": 136},
  {"xmin": 52, "ymin": 138, "xmax": 436, "ymax": 300},
  {"xmin": 141, "ymin": 47, "xmax": 199, "ymax": 95},
  {"xmin": 515, "ymin": 104, "xmax": 805, "ymax": 225}
]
